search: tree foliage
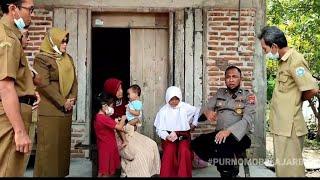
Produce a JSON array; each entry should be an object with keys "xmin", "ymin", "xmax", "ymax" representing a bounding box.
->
[{"xmin": 266, "ymin": 0, "xmax": 320, "ymax": 101}]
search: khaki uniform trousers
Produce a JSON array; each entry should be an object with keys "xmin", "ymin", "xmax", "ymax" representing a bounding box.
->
[
  {"xmin": 273, "ymin": 125, "xmax": 306, "ymax": 177},
  {"xmin": 0, "ymin": 103, "xmax": 32, "ymax": 177}
]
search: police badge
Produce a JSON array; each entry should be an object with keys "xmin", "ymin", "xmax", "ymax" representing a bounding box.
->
[{"xmin": 236, "ymin": 108, "xmax": 243, "ymax": 115}]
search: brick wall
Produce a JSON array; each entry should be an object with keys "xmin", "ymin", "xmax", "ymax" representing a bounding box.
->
[
  {"xmin": 26, "ymin": 8, "xmax": 53, "ymax": 64},
  {"xmin": 206, "ymin": 8, "xmax": 256, "ymax": 97}
]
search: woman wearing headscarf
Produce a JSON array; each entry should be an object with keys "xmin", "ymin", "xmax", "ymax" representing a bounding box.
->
[
  {"xmin": 103, "ymin": 78, "xmax": 160, "ymax": 177},
  {"xmin": 33, "ymin": 27, "xmax": 78, "ymax": 177},
  {"xmin": 154, "ymin": 86, "xmax": 200, "ymax": 177}
]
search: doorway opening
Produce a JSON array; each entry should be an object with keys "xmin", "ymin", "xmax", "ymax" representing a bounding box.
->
[
  {"xmin": 91, "ymin": 27, "xmax": 131, "ymax": 130},
  {"xmin": 91, "ymin": 28, "xmax": 130, "ymax": 99},
  {"xmin": 90, "ymin": 27, "xmax": 130, "ymax": 176}
]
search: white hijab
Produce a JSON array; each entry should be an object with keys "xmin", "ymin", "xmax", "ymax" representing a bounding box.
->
[{"xmin": 154, "ymin": 86, "xmax": 198, "ymax": 131}]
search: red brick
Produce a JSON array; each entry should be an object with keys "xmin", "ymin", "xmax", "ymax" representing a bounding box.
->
[
  {"xmin": 209, "ymin": 36, "xmax": 225, "ymax": 41},
  {"xmin": 223, "ymin": 22, "xmax": 238, "ymax": 26},
  {"xmin": 208, "ymin": 46, "xmax": 224, "ymax": 51},
  {"xmin": 221, "ymin": 42, "xmax": 236, "ymax": 46},
  {"xmin": 32, "ymin": 16, "xmax": 45, "ymax": 20},
  {"xmin": 211, "ymin": 26, "xmax": 228, "ymax": 31},
  {"xmin": 226, "ymin": 47, "xmax": 238, "ymax": 51},
  {"xmin": 211, "ymin": 17, "xmax": 229, "ymax": 21},
  {"xmin": 208, "ymin": 22, "xmax": 222, "ymax": 26},
  {"xmin": 209, "ymin": 51, "xmax": 217, "ymax": 56},
  {"xmin": 221, "ymin": 32, "xmax": 237, "ymax": 36},
  {"xmin": 208, "ymin": 32, "xmax": 219, "ymax": 36},
  {"xmin": 219, "ymin": 52, "xmax": 237, "ymax": 56},
  {"xmin": 29, "ymin": 26, "xmax": 45, "ymax": 31},
  {"xmin": 208, "ymin": 41, "xmax": 219, "ymax": 45},
  {"xmin": 223, "ymin": 56, "xmax": 240, "ymax": 61}
]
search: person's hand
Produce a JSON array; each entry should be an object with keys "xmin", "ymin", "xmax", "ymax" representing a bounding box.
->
[
  {"xmin": 32, "ymin": 91, "xmax": 41, "ymax": 110},
  {"xmin": 166, "ymin": 131, "xmax": 177, "ymax": 142},
  {"xmin": 69, "ymin": 98, "xmax": 76, "ymax": 106},
  {"xmin": 214, "ymin": 130, "xmax": 231, "ymax": 144},
  {"xmin": 204, "ymin": 110, "xmax": 217, "ymax": 122},
  {"xmin": 64, "ymin": 99, "xmax": 75, "ymax": 112},
  {"xmin": 14, "ymin": 130, "xmax": 32, "ymax": 154}
]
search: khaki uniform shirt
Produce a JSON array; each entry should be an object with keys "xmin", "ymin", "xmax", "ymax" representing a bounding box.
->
[
  {"xmin": 33, "ymin": 53, "xmax": 78, "ymax": 117},
  {"xmin": 201, "ymin": 88, "xmax": 256, "ymax": 141},
  {"xmin": 0, "ymin": 16, "xmax": 35, "ymax": 115},
  {"xmin": 269, "ymin": 48, "xmax": 318, "ymax": 137}
]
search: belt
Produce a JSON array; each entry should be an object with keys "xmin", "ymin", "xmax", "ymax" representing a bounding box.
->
[
  {"xmin": 19, "ymin": 96, "xmax": 36, "ymax": 106},
  {"xmin": 167, "ymin": 131, "xmax": 190, "ymax": 141}
]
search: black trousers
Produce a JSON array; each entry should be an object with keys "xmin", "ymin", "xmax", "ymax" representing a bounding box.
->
[{"xmin": 191, "ymin": 131, "xmax": 251, "ymax": 177}]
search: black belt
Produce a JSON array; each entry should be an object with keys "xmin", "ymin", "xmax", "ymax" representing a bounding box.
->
[{"xmin": 19, "ymin": 96, "xmax": 36, "ymax": 106}]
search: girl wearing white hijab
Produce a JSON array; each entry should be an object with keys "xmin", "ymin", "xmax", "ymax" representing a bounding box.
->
[{"xmin": 154, "ymin": 86, "xmax": 200, "ymax": 177}]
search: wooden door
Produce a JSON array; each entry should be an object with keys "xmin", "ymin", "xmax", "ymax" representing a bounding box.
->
[{"xmin": 130, "ymin": 29, "xmax": 168, "ymax": 139}]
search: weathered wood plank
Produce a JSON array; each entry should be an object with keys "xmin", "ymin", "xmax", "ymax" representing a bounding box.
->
[
  {"xmin": 92, "ymin": 12, "xmax": 168, "ymax": 28},
  {"xmin": 184, "ymin": 8, "xmax": 194, "ymax": 105},
  {"xmin": 194, "ymin": 8, "xmax": 203, "ymax": 107},
  {"xmin": 130, "ymin": 30, "xmax": 143, "ymax": 87},
  {"xmin": 130, "ymin": 29, "xmax": 145, "ymax": 135},
  {"xmin": 85, "ymin": 9, "xmax": 92, "ymax": 145},
  {"xmin": 76, "ymin": 9, "xmax": 87, "ymax": 123},
  {"xmin": 168, "ymin": 12, "xmax": 174, "ymax": 86},
  {"xmin": 154, "ymin": 29, "xmax": 168, "ymax": 141},
  {"xmin": 66, "ymin": 8, "xmax": 78, "ymax": 122},
  {"xmin": 53, "ymin": 8, "xmax": 66, "ymax": 29},
  {"xmin": 66, "ymin": 9, "xmax": 78, "ymax": 71},
  {"xmin": 174, "ymin": 10, "xmax": 185, "ymax": 97},
  {"xmin": 202, "ymin": 8, "xmax": 209, "ymax": 101},
  {"xmin": 142, "ymin": 29, "xmax": 156, "ymax": 139},
  {"xmin": 252, "ymin": 0, "xmax": 267, "ymax": 158}
]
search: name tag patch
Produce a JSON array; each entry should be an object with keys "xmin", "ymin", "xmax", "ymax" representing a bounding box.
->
[{"xmin": 295, "ymin": 67, "xmax": 305, "ymax": 77}]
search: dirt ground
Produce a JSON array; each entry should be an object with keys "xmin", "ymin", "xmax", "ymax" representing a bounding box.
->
[{"xmin": 266, "ymin": 133, "xmax": 320, "ymax": 177}]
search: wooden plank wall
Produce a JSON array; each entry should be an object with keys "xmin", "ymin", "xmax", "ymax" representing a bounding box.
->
[
  {"xmin": 174, "ymin": 10, "xmax": 185, "ymax": 94},
  {"xmin": 184, "ymin": 8, "xmax": 194, "ymax": 104},
  {"xmin": 173, "ymin": 8, "xmax": 203, "ymax": 106},
  {"xmin": 53, "ymin": 8, "xmax": 89, "ymax": 123},
  {"xmin": 130, "ymin": 29, "xmax": 169, "ymax": 140}
]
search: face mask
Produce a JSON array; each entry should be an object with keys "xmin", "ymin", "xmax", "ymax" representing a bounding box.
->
[
  {"xmin": 266, "ymin": 51, "xmax": 279, "ymax": 60},
  {"xmin": 13, "ymin": 10, "xmax": 26, "ymax": 30},
  {"xmin": 106, "ymin": 106, "xmax": 114, "ymax": 116}
]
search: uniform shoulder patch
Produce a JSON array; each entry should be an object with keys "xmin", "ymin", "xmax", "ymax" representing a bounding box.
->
[
  {"xmin": 295, "ymin": 67, "xmax": 305, "ymax": 77},
  {"xmin": 247, "ymin": 94, "xmax": 256, "ymax": 105}
]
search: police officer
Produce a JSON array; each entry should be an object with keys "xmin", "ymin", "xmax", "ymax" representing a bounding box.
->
[
  {"xmin": 259, "ymin": 26, "xmax": 319, "ymax": 177},
  {"xmin": 191, "ymin": 65, "xmax": 255, "ymax": 177},
  {"xmin": 0, "ymin": 0, "xmax": 37, "ymax": 176}
]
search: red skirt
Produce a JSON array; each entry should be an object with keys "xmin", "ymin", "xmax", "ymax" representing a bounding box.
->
[{"xmin": 160, "ymin": 131, "xmax": 193, "ymax": 177}]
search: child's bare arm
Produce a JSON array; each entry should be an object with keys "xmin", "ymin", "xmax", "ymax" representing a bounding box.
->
[
  {"xmin": 115, "ymin": 115, "xmax": 126, "ymax": 131},
  {"xmin": 128, "ymin": 108, "xmax": 140, "ymax": 116}
]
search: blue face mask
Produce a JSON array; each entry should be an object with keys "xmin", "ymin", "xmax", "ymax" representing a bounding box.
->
[
  {"xmin": 266, "ymin": 51, "xmax": 279, "ymax": 61},
  {"xmin": 13, "ymin": 10, "xmax": 26, "ymax": 30}
]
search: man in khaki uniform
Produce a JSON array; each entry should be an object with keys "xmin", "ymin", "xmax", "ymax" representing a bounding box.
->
[
  {"xmin": 0, "ymin": 0, "xmax": 37, "ymax": 176},
  {"xmin": 192, "ymin": 65, "xmax": 255, "ymax": 177},
  {"xmin": 259, "ymin": 26, "xmax": 319, "ymax": 177}
]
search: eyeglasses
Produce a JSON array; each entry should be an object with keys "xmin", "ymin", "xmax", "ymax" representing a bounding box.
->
[{"xmin": 19, "ymin": 6, "xmax": 35, "ymax": 14}]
